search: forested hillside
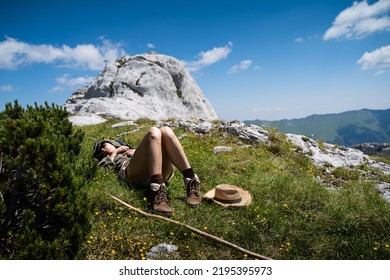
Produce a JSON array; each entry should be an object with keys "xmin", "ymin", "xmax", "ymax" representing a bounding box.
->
[{"xmin": 245, "ymin": 108, "xmax": 390, "ymax": 146}]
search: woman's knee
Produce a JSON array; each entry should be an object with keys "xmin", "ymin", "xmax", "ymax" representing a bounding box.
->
[
  {"xmin": 160, "ymin": 126, "xmax": 175, "ymax": 139},
  {"xmin": 147, "ymin": 127, "xmax": 162, "ymax": 141}
]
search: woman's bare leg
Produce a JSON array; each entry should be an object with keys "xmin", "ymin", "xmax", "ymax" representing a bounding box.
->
[
  {"xmin": 160, "ymin": 126, "xmax": 191, "ymax": 173},
  {"xmin": 161, "ymin": 144, "xmax": 174, "ymax": 182},
  {"xmin": 126, "ymin": 127, "xmax": 166, "ymax": 181},
  {"xmin": 125, "ymin": 126, "xmax": 200, "ymax": 212},
  {"xmin": 125, "ymin": 127, "xmax": 175, "ymax": 215},
  {"xmin": 127, "ymin": 126, "xmax": 191, "ymax": 181},
  {"xmin": 160, "ymin": 127, "xmax": 200, "ymax": 206}
]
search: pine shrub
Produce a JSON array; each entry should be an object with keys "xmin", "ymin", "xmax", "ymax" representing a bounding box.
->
[{"xmin": 0, "ymin": 101, "xmax": 91, "ymax": 259}]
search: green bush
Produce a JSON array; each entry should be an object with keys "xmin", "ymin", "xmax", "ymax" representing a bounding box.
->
[{"xmin": 0, "ymin": 101, "xmax": 91, "ymax": 259}]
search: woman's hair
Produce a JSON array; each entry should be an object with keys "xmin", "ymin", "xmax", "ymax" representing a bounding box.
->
[{"xmin": 93, "ymin": 139, "xmax": 132, "ymax": 161}]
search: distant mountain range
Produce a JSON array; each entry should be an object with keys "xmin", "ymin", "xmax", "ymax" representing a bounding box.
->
[{"xmin": 244, "ymin": 108, "xmax": 390, "ymax": 146}]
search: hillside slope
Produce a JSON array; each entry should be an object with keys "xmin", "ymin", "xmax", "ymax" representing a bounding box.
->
[
  {"xmin": 245, "ymin": 108, "xmax": 390, "ymax": 146},
  {"xmin": 77, "ymin": 119, "xmax": 390, "ymax": 260}
]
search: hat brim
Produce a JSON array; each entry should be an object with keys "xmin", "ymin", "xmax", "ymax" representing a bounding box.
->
[{"xmin": 204, "ymin": 184, "xmax": 253, "ymax": 207}]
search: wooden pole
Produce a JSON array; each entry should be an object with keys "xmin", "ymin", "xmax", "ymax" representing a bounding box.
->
[{"xmin": 107, "ymin": 193, "xmax": 272, "ymax": 260}]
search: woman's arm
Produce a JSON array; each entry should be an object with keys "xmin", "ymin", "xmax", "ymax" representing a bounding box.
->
[{"xmin": 109, "ymin": 146, "xmax": 135, "ymax": 161}]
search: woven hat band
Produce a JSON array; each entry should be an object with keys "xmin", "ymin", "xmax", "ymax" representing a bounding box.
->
[
  {"xmin": 214, "ymin": 196, "xmax": 243, "ymax": 204},
  {"xmin": 214, "ymin": 185, "xmax": 243, "ymax": 203}
]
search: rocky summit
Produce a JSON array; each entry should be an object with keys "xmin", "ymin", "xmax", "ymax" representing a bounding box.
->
[{"xmin": 65, "ymin": 52, "xmax": 217, "ymax": 124}]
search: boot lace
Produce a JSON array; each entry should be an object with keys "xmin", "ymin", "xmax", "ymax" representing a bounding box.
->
[
  {"xmin": 186, "ymin": 178, "xmax": 200, "ymax": 197},
  {"xmin": 155, "ymin": 184, "xmax": 168, "ymax": 204}
]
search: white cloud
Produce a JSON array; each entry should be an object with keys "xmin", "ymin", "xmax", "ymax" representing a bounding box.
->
[
  {"xmin": 0, "ymin": 84, "xmax": 15, "ymax": 92},
  {"xmin": 64, "ymin": 75, "xmax": 94, "ymax": 87},
  {"xmin": 51, "ymin": 74, "xmax": 95, "ymax": 92},
  {"xmin": 50, "ymin": 85, "xmax": 64, "ymax": 92},
  {"xmin": 0, "ymin": 36, "xmax": 126, "ymax": 70},
  {"xmin": 357, "ymin": 44, "xmax": 390, "ymax": 69},
  {"xmin": 294, "ymin": 37, "xmax": 304, "ymax": 43},
  {"xmin": 98, "ymin": 36, "xmax": 126, "ymax": 66},
  {"xmin": 228, "ymin": 60, "xmax": 252, "ymax": 74},
  {"xmin": 252, "ymin": 107, "xmax": 268, "ymax": 113},
  {"xmin": 147, "ymin": 43, "xmax": 156, "ymax": 49},
  {"xmin": 182, "ymin": 42, "xmax": 233, "ymax": 72},
  {"xmin": 323, "ymin": 0, "xmax": 390, "ymax": 40},
  {"xmin": 375, "ymin": 69, "xmax": 385, "ymax": 75}
]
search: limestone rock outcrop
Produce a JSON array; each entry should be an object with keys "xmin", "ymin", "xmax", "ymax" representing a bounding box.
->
[{"xmin": 65, "ymin": 52, "xmax": 217, "ymax": 122}]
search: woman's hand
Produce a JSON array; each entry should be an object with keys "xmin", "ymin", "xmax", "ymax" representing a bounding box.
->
[
  {"xmin": 102, "ymin": 143, "xmax": 134, "ymax": 161},
  {"xmin": 117, "ymin": 146, "xmax": 135, "ymax": 157},
  {"xmin": 116, "ymin": 146, "xmax": 129, "ymax": 153}
]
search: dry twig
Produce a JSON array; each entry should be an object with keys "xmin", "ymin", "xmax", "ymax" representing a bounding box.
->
[{"xmin": 107, "ymin": 193, "xmax": 272, "ymax": 260}]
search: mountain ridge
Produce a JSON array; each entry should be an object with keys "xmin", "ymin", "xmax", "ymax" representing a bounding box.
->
[{"xmin": 244, "ymin": 108, "xmax": 390, "ymax": 146}]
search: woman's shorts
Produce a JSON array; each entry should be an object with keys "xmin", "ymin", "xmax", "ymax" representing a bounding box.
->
[
  {"xmin": 119, "ymin": 158, "xmax": 132, "ymax": 183},
  {"xmin": 118, "ymin": 158, "xmax": 175, "ymax": 187}
]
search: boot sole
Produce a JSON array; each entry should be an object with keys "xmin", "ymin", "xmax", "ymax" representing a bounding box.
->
[
  {"xmin": 151, "ymin": 209, "xmax": 173, "ymax": 217},
  {"xmin": 186, "ymin": 201, "xmax": 201, "ymax": 208}
]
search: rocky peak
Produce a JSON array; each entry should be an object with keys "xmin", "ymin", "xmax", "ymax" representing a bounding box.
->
[
  {"xmin": 351, "ymin": 143, "xmax": 390, "ymax": 157},
  {"xmin": 65, "ymin": 52, "xmax": 218, "ymax": 121}
]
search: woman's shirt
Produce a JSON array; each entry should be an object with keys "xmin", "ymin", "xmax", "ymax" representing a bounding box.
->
[{"xmin": 98, "ymin": 152, "xmax": 132, "ymax": 172}]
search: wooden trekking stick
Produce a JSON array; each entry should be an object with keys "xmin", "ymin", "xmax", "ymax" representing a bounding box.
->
[{"xmin": 107, "ymin": 193, "xmax": 272, "ymax": 260}]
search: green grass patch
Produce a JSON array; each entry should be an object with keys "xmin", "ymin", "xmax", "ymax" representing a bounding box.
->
[{"xmin": 74, "ymin": 120, "xmax": 390, "ymax": 260}]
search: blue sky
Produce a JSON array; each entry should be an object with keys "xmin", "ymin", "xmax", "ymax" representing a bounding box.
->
[{"xmin": 1, "ymin": 0, "xmax": 389, "ymax": 121}]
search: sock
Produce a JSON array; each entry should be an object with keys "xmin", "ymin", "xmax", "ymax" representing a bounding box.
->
[
  {"xmin": 182, "ymin": 168, "xmax": 194, "ymax": 179},
  {"xmin": 151, "ymin": 174, "xmax": 163, "ymax": 185}
]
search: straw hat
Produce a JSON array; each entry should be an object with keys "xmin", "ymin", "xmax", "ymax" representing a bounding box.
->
[{"xmin": 204, "ymin": 184, "xmax": 253, "ymax": 207}]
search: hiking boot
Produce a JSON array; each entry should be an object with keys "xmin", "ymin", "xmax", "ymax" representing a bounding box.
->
[
  {"xmin": 149, "ymin": 183, "xmax": 173, "ymax": 216},
  {"xmin": 184, "ymin": 174, "xmax": 201, "ymax": 207}
]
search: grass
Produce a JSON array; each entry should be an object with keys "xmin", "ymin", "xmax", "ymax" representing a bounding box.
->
[{"xmin": 74, "ymin": 119, "xmax": 390, "ymax": 260}]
